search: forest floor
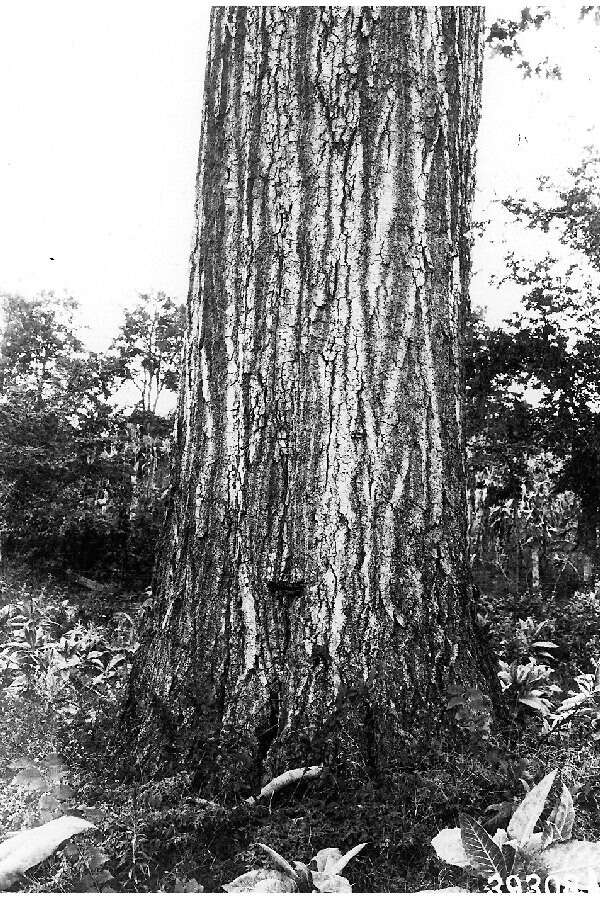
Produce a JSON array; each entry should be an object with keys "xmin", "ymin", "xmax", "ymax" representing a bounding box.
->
[{"xmin": 1, "ymin": 564, "xmax": 600, "ymax": 893}]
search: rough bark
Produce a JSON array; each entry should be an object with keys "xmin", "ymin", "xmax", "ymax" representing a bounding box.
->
[{"xmin": 126, "ymin": 6, "xmax": 495, "ymax": 784}]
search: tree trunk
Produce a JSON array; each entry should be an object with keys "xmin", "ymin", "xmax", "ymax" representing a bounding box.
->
[{"xmin": 126, "ymin": 6, "xmax": 495, "ymax": 785}]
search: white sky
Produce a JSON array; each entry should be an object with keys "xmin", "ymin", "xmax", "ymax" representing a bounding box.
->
[
  {"xmin": 0, "ymin": 4, "xmax": 599, "ymax": 349},
  {"xmin": 0, "ymin": 1, "xmax": 211, "ymax": 350},
  {"xmin": 474, "ymin": 6, "xmax": 600, "ymax": 322}
]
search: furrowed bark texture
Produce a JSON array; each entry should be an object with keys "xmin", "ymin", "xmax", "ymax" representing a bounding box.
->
[{"xmin": 127, "ymin": 6, "xmax": 493, "ymax": 782}]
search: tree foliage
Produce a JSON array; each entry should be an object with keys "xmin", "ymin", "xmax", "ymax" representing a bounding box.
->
[
  {"xmin": 485, "ymin": 7, "xmax": 560, "ymax": 79},
  {"xmin": 468, "ymin": 149, "xmax": 600, "ymax": 590},
  {"xmin": 107, "ymin": 292, "xmax": 185, "ymax": 418},
  {"xmin": 0, "ymin": 291, "xmax": 183, "ymax": 582}
]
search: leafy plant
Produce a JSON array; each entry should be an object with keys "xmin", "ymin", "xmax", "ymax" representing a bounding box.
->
[
  {"xmin": 511, "ymin": 617, "xmax": 559, "ymax": 663},
  {"xmin": 554, "ymin": 590, "xmax": 600, "ymax": 674},
  {"xmin": 497, "ymin": 657, "xmax": 560, "ymax": 717},
  {"xmin": 446, "ymin": 685, "xmax": 493, "ymax": 742},
  {"xmin": 222, "ymin": 842, "xmax": 366, "ymax": 893},
  {"xmin": 107, "ymin": 291, "xmax": 185, "ymax": 417},
  {"xmin": 549, "ymin": 663, "xmax": 600, "ymax": 737},
  {"xmin": 432, "ymin": 770, "xmax": 600, "ymax": 890}
]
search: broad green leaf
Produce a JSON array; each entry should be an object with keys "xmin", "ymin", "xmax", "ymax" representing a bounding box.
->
[
  {"xmin": 542, "ymin": 821, "xmax": 559, "ymax": 849},
  {"xmin": 293, "ymin": 861, "xmax": 312, "ymax": 890},
  {"xmin": 256, "ymin": 843, "xmax": 297, "ymax": 879},
  {"xmin": 491, "ymin": 829, "xmax": 508, "ymax": 847},
  {"xmin": 522, "ymin": 832, "xmax": 544, "ymax": 855},
  {"xmin": 518, "ymin": 696, "xmax": 552, "ymax": 715},
  {"xmin": 311, "ymin": 871, "xmax": 352, "ymax": 892},
  {"xmin": 431, "ymin": 828, "xmax": 469, "ymax": 868},
  {"xmin": 547, "ymin": 784, "xmax": 575, "ymax": 842},
  {"xmin": 328, "ymin": 843, "xmax": 366, "ymax": 876},
  {"xmin": 459, "ymin": 814, "xmax": 507, "ymax": 880},
  {"xmin": 508, "ymin": 770, "xmax": 557, "ymax": 845},
  {"xmin": 541, "ymin": 839, "xmax": 600, "ymax": 889},
  {"xmin": 312, "ymin": 848, "xmax": 343, "ymax": 873},
  {"xmin": 222, "ymin": 868, "xmax": 297, "ymax": 892},
  {"xmin": 106, "ymin": 654, "xmax": 126, "ymax": 670}
]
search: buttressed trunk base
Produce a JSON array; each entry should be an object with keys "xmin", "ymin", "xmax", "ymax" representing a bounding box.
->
[{"xmin": 126, "ymin": 5, "xmax": 496, "ymax": 789}]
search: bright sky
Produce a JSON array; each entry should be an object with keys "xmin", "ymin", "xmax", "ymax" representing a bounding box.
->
[
  {"xmin": 474, "ymin": 6, "xmax": 600, "ymax": 322},
  {"xmin": 0, "ymin": 4, "xmax": 599, "ymax": 348},
  {"xmin": 0, "ymin": 1, "xmax": 210, "ymax": 349}
]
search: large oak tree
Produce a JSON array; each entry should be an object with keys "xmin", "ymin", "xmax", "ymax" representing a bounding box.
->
[{"xmin": 126, "ymin": 5, "xmax": 496, "ymax": 787}]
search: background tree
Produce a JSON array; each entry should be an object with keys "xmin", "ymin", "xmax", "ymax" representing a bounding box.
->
[
  {"xmin": 485, "ymin": 7, "xmax": 560, "ymax": 79},
  {"xmin": 126, "ymin": 6, "xmax": 498, "ymax": 789},
  {"xmin": 106, "ymin": 292, "xmax": 185, "ymax": 576},
  {"xmin": 468, "ymin": 152, "xmax": 600, "ymax": 589},
  {"xmin": 108, "ymin": 292, "xmax": 185, "ymax": 420},
  {"xmin": 0, "ymin": 292, "xmax": 84, "ymax": 400},
  {"xmin": 0, "ymin": 291, "xmax": 180, "ymax": 582},
  {"xmin": 0, "ymin": 293, "xmax": 113, "ymax": 569}
]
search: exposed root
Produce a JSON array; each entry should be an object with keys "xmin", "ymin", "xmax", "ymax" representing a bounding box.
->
[{"xmin": 244, "ymin": 765, "xmax": 323, "ymax": 805}]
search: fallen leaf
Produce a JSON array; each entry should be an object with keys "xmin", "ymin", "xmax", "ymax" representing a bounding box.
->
[
  {"xmin": 431, "ymin": 828, "xmax": 469, "ymax": 869},
  {"xmin": 222, "ymin": 868, "xmax": 297, "ymax": 892},
  {"xmin": 0, "ymin": 815, "xmax": 95, "ymax": 889}
]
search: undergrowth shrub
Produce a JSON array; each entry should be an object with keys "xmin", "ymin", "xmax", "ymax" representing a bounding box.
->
[
  {"xmin": 433, "ymin": 769, "xmax": 600, "ymax": 892},
  {"xmin": 0, "ymin": 573, "xmax": 138, "ymax": 729}
]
